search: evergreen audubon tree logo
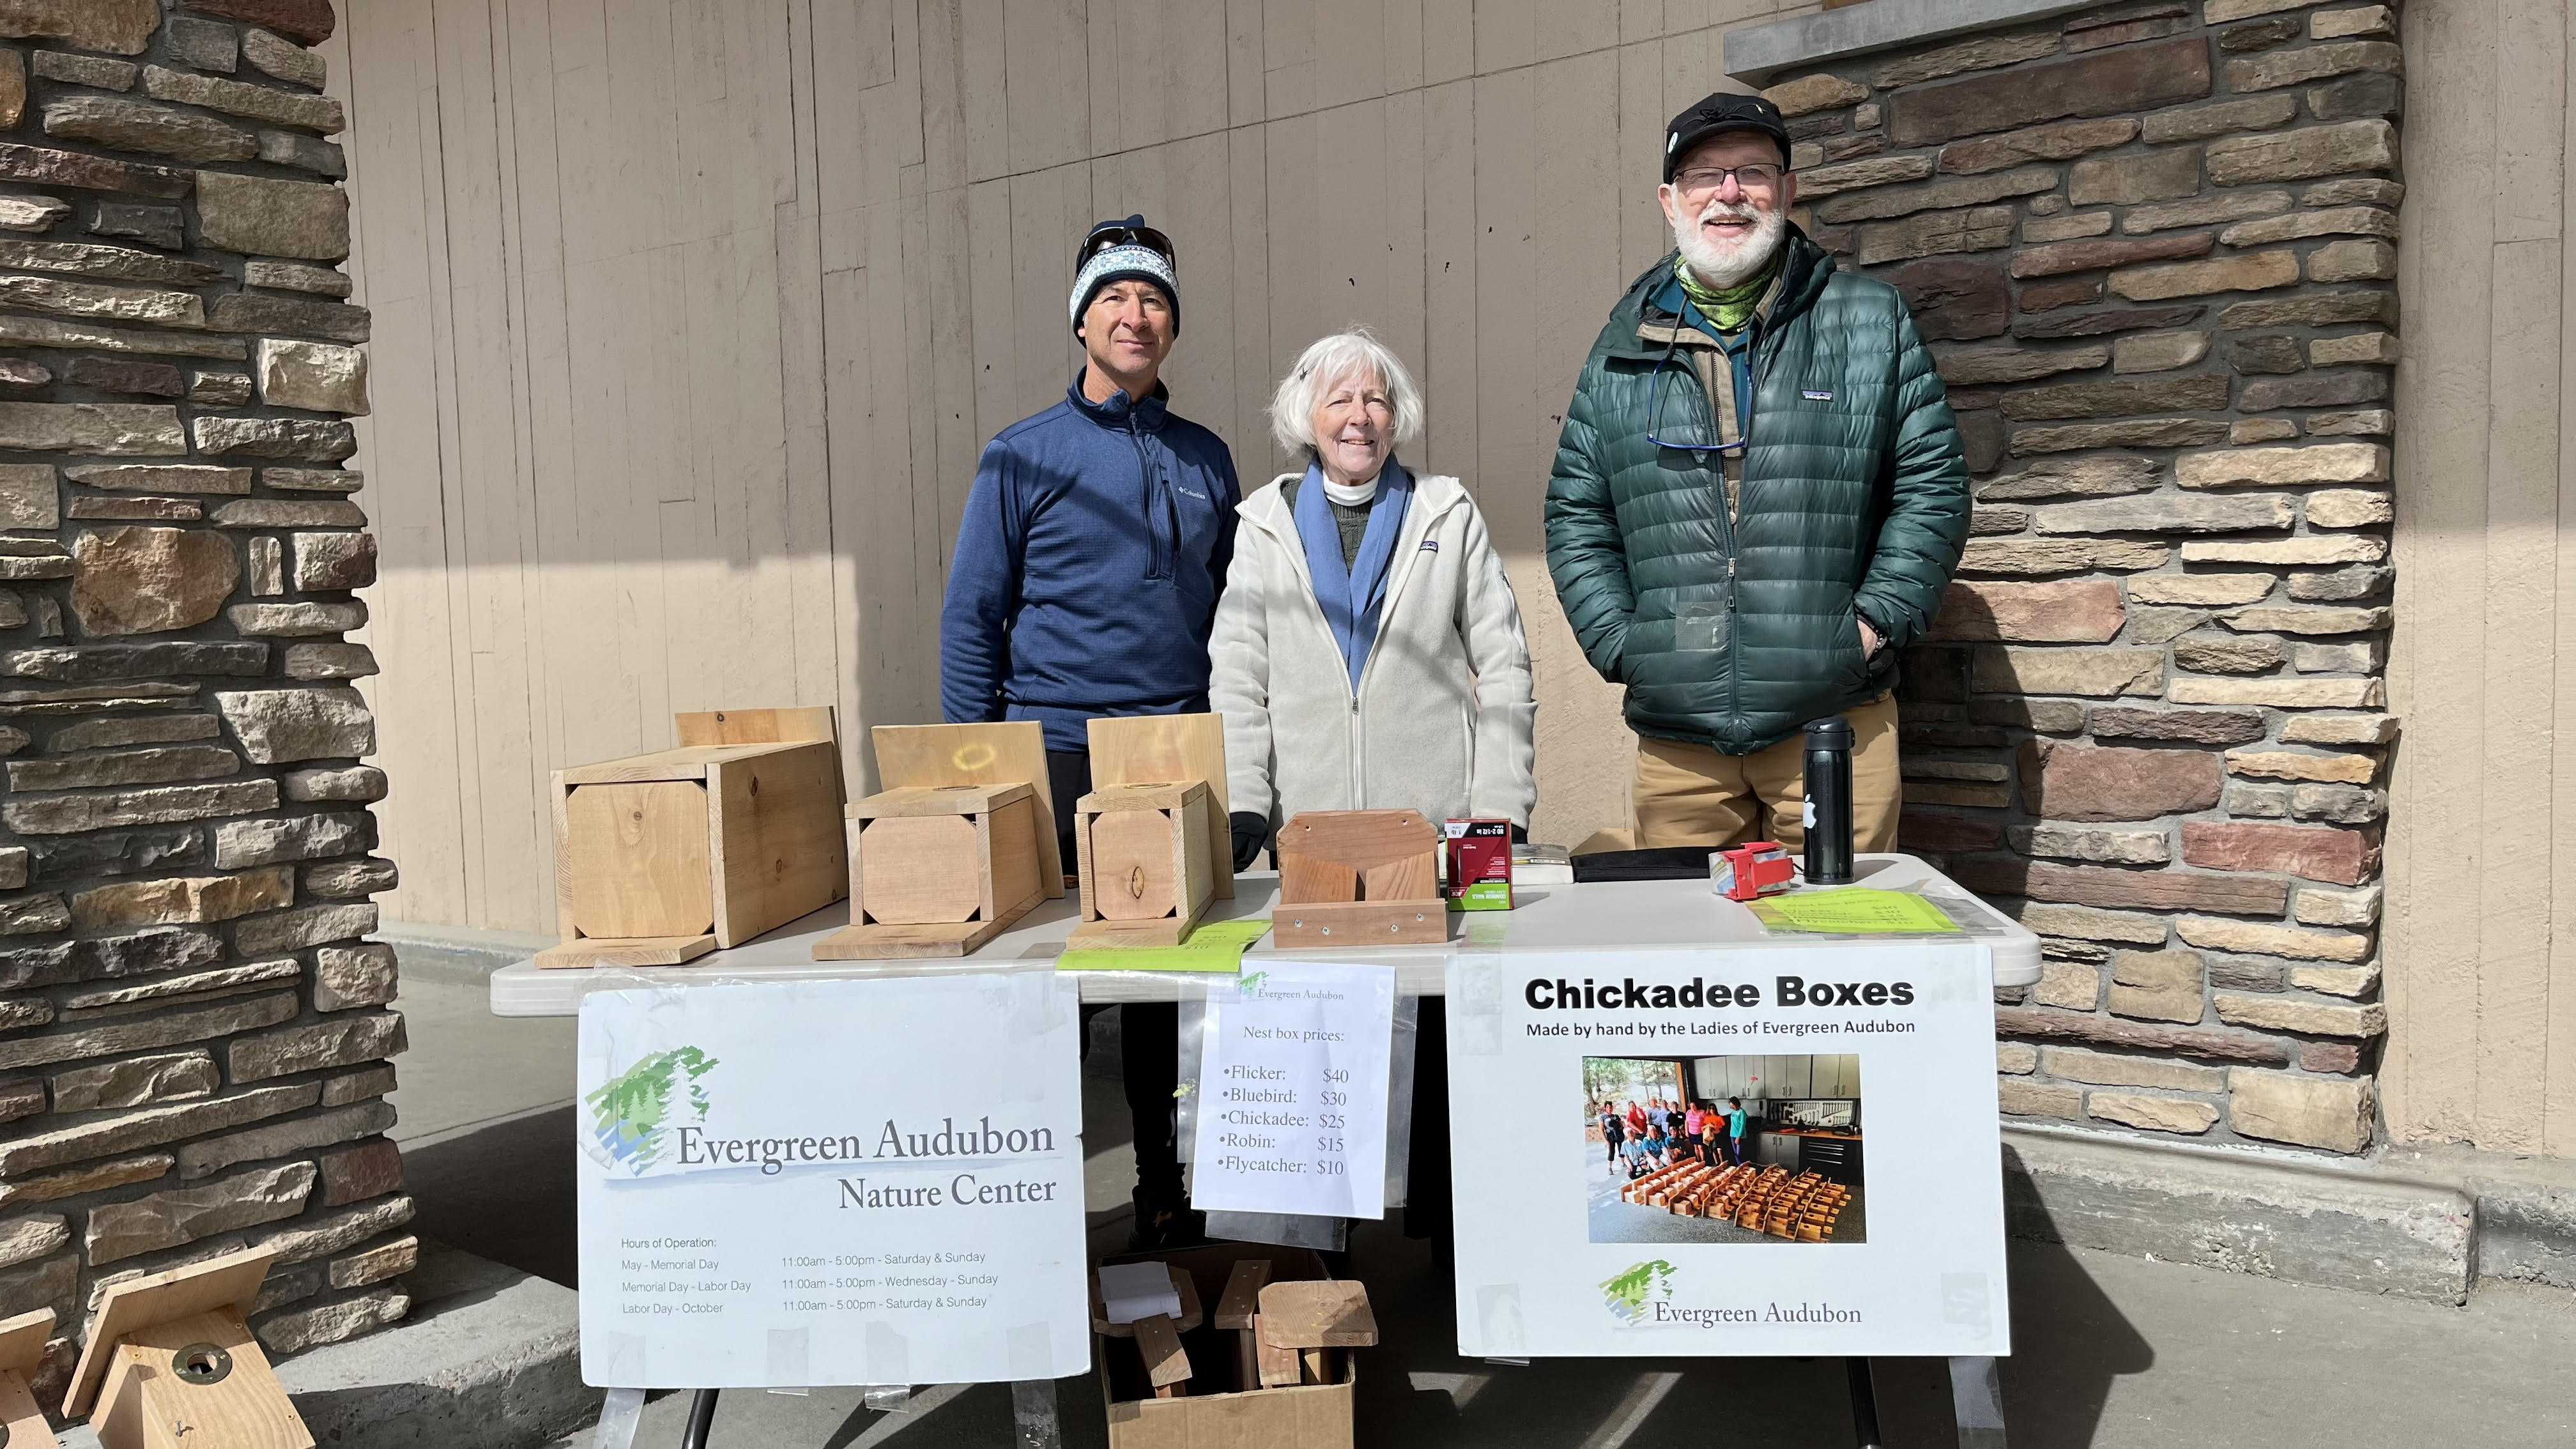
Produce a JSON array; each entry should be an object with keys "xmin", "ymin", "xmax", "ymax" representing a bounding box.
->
[
  {"xmin": 1600, "ymin": 1260, "xmax": 1676, "ymax": 1322},
  {"xmin": 585, "ymin": 1046, "xmax": 719, "ymax": 1175}
]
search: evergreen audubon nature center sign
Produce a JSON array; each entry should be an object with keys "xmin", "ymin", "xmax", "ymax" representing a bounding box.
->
[{"xmin": 576, "ymin": 974, "xmax": 1092, "ymax": 1388}]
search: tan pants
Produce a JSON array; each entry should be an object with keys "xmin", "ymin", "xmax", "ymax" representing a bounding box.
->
[{"xmin": 1632, "ymin": 693, "xmax": 1903, "ymax": 852}]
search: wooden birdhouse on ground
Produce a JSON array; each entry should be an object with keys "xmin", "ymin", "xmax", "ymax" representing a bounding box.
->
[
  {"xmin": 1091, "ymin": 1263, "xmax": 1203, "ymax": 1399},
  {"xmin": 1273, "ymin": 809, "xmax": 1448, "ymax": 947},
  {"xmin": 540, "ymin": 708, "xmax": 847, "ymax": 969},
  {"xmin": 68, "ymin": 1247, "xmax": 312, "ymax": 1449},
  {"xmin": 0, "ymin": 1307, "xmax": 56, "ymax": 1448},
  {"xmin": 1255, "ymin": 1278, "xmax": 1378, "ymax": 1387}
]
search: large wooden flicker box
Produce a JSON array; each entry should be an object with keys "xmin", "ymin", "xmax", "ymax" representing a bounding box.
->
[{"xmin": 539, "ymin": 708, "xmax": 847, "ymax": 969}]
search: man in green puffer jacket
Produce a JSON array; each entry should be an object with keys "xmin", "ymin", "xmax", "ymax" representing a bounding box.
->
[{"xmin": 1545, "ymin": 91, "xmax": 1969, "ymax": 852}]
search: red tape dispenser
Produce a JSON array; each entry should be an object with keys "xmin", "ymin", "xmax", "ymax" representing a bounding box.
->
[{"xmin": 1714, "ymin": 841, "xmax": 1797, "ymax": 901}]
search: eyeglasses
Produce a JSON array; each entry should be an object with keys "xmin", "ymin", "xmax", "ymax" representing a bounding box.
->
[
  {"xmin": 1671, "ymin": 164, "xmax": 1784, "ymax": 198},
  {"xmin": 1643, "ymin": 353, "xmax": 1744, "ymax": 456},
  {"xmin": 1077, "ymin": 217, "xmax": 1174, "ymax": 270}
]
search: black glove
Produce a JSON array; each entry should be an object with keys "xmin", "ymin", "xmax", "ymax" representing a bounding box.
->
[{"xmin": 1230, "ymin": 811, "xmax": 1273, "ymax": 871}]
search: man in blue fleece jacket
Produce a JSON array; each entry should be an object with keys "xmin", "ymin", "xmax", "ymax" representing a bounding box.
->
[
  {"xmin": 940, "ymin": 215, "xmax": 1238, "ymax": 1250},
  {"xmin": 941, "ymin": 216, "xmax": 1239, "ymax": 839}
]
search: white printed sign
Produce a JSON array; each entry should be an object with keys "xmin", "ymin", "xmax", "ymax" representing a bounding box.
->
[
  {"xmin": 1188, "ymin": 961, "xmax": 1395, "ymax": 1220},
  {"xmin": 1445, "ymin": 943, "xmax": 2009, "ymax": 1358},
  {"xmin": 576, "ymin": 973, "xmax": 1090, "ymax": 1388}
]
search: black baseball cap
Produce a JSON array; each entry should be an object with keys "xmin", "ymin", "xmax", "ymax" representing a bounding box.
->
[{"xmin": 1664, "ymin": 92, "xmax": 1792, "ymax": 180}]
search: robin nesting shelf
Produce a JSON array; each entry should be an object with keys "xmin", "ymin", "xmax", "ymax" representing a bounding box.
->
[{"xmin": 1273, "ymin": 809, "xmax": 1448, "ymax": 946}]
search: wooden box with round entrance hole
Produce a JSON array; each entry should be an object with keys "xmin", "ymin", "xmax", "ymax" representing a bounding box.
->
[
  {"xmin": 66, "ymin": 1246, "xmax": 312, "ymax": 1449},
  {"xmin": 1072, "ymin": 781, "xmax": 1216, "ymax": 947}
]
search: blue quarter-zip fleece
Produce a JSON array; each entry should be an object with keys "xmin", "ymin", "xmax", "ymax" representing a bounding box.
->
[{"xmin": 940, "ymin": 376, "xmax": 1241, "ymax": 750}]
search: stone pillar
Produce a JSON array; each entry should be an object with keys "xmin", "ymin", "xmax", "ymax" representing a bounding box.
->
[
  {"xmin": 0, "ymin": 0, "xmax": 410, "ymax": 1395},
  {"xmin": 1743, "ymin": 0, "xmax": 2396, "ymax": 1154}
]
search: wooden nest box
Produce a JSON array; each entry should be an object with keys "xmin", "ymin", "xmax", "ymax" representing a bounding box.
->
[
  {"xmin": 1068, "ymin": 713, "xmax": 1236, "ymax": 948},
  {"xmin": 1255, "ymin": 1278, "xmax": 1377, "ymax": 1388},
  {"xmin": 68, "ymin": 1246, "xmax": 311, "ymax": 1449},
  {"xmin": 811, "ymin": 720, "xmax": 1068, "ymax": 960},
  {"xmin": 540, "ymin": 709, "xmax": 847, "ymax": 969},
  {"xmin": 0, "ymin": 1306, "xmax": 57, "ymax": 1448},
  {"xmin": 819, "ymin": 782, "xmax": 1047, "ymax": 958},
  {"xmin": 1073, "ymin": 781, "xmax": 1215, "ymax": 947},
  {"xmin": 1274, "ymin": 809, "xmax": 1447, "ymax": 946}
]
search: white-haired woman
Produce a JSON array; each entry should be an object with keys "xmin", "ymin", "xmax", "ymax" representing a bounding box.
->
[{"xmin": 1211, "ymin": 329, "xmax": 1538, "ymax": 871}]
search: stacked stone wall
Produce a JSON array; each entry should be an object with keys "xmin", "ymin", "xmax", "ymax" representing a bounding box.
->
[
  {"xmin": 1761, "ymin": 0, "xmax": 2400, "ymax": 1152},
  {"xmin": 0, "ymin": 0, "xmax": 409, "ymax": 1394}
]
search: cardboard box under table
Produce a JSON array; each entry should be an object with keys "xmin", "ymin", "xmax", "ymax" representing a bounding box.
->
[{"xmin": 1096, "ymin": 1245, "xmax": 1356, "ymax": 1449}]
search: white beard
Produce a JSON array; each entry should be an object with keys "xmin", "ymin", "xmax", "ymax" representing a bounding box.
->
[{"xmin": 1673, "ymin": 199, "xmax": 1786, "ymax": 289}]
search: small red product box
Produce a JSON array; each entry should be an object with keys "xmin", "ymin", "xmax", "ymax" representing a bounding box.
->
[
  {"xmin": 1443, "ymin": 818, "xmax": 1513, "ymax": 910},
  {"xmin": 1715, "ymin": 841, "xmax": 1796, "ymax": 901}
]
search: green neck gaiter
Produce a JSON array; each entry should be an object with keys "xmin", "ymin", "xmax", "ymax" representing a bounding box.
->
[{"xmin": 1675, "ymin": 249, "xmax": 1782, "ymax": 334}]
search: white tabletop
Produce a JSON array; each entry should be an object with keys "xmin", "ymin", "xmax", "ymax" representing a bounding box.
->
[{"xmin": 487, "ymin": 854, "xmax": 2041, "ymax": 1016}]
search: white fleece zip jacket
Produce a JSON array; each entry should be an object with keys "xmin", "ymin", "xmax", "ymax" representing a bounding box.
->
[{"xmin": 1210, "ymin": 470, "xmax": 1538, "ymax": 829}]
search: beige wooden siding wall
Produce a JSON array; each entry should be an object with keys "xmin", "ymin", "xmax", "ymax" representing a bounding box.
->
[
  {"xmin": 337, "ymin": 0, "xmax": 1811, "ymax": 935},
  {"xmin": 2386, "ymin": 0, "xmax": 2576, "ymax": 1154}
]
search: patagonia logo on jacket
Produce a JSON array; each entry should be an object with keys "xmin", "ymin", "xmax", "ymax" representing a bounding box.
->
[{"xmin": 1419, "ymin": 539, "xmax": 1439, "ymax": 552}]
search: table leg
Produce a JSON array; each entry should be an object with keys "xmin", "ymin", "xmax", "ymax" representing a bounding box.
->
[
  {"xmin": 1844, "ymin": 1359, "xmax": 1885, "ymax": 1449},
  {"xmin": 1012, "ymin": 1378, "xmax": 1062, "ymax": 1449},
  {"xmin": 1947, "ymin": 1356, "xmax": 2007, "ymax": 1448},
  {"xmin": 680, "ymin": 1389, "xmax": 720, "ymax": 1449},
  {"xmin": 590, "ymin": 1386, "xmax": 648, "ymax": 1449}
]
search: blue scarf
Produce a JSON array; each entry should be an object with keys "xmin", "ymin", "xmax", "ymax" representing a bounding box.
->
[{"xmin": 1292, "ymin": 458, "xmax": 1413, "ymax": 691}]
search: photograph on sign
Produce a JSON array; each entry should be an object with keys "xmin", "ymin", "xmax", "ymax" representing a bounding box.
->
[
  {"xmin": 1587, "ymin": 1054, "xmax": 1864, "ymax": 1245},
  {"xmin": 1446, "ymin": 944, "xmax": 2006, "ymax": 1358},
  {"xmin": 576, "ymin": 972, "xmax": 1091, "ymax": 1389}
]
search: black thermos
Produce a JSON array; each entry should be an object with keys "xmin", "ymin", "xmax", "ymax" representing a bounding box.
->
[{"xmin": 1803, "ymin": 717, "xmax": 1855, "ymax": 885}]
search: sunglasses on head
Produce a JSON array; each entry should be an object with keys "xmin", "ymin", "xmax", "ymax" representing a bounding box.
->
[{"xmin": 1078, "ymin": 218, "xmax": 1174, "ymax": 269}]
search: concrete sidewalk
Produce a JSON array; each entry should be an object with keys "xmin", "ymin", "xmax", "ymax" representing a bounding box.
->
[
  {"xmin": 379, "ymin": 972, "xmax": 2575, "ymax": 1449},
  {"xmin": 530, "ymin": 1234, "xmax": 2576, "ymax": 1449}
]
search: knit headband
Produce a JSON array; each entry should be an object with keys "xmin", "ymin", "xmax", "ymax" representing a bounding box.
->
[{"xmin": 1068, "ymin": 243, "xmax": 1179, "ymax": 332}]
